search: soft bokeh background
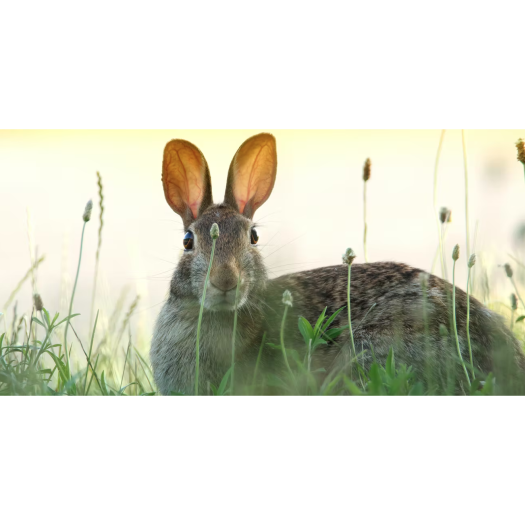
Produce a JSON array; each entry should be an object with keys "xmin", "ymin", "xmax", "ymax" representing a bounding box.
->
[{"xmin": 2, "ymin": 130, "xmax": 525, "ymax": 345}]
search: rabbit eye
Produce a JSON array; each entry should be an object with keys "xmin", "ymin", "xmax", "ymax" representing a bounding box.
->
[
  {"xmin": 251, "ymin": 228, "xmax": 259, "ymax": 245},
  {"xmin": 183, "ymin": 231, "xmax": 194, "ymax": 250}
]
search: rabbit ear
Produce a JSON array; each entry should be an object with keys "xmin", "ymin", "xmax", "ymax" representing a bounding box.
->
[
  {"xmin": 162, "ymin": 139, "xmax": 213, "ymax": 228},
  {"xmin": 223, "ymin": 133, "xmax": 277, "ymax": 219}
]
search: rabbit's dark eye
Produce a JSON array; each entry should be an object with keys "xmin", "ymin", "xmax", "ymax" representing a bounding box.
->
[
  {"xmin": 251, "ymin": 228, "xmax": 259, "ymax": 245},
  {"xmin": 183, "ymin": 231, "xmax": 194, "ymax": 250}
]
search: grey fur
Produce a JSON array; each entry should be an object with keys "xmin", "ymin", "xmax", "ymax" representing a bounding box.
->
[{"xmin": 151, "ymin": 134, "xmax": 524, "ymax": 395}]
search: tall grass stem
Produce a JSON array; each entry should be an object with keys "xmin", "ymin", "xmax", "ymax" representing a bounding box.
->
[
  {"xmin": 347, "ymin": 264, "xmax": 357, "ymax": 374},
  {"xmin": 195, "ymin": 237, "xmax": 217, "ymax": 395},
  {"xmin": 465, "ymin": 267, "xmax": 475, "ymax": 379},
  {"xmin": 363, "ymin": 181, "xmax": 368, "ymax": 262},
  {"xmin": 432, "ymin": 130, "xmax": 446, "ymax": 277},
  {"xmin": 252, "ymin": 332, "xmax": 266, "ymax": 387},
  {"xmin": 452, "ymin": 258, "xmax": 471, "ymax": 387},
  {"xmin": 84, "ymin": 310, "xmax": 99, "ymax": 394},
  {"xmin": 64, "ymin": 221, "xmax": 87, "ymax": 372},
  {"xmin": 89, "ymin": 171, "xmax": 104, "ymax": 332},
  {"xmin": 230, "ymin": 275, "xmax": 242, "ymax": 395},
  {"xmin": 462, "ymin": 130, "xmax": 471, "ymax": 258},
  {"xmin": 280, "ymin": 306, "xmax": 293, "ymax": 376}
]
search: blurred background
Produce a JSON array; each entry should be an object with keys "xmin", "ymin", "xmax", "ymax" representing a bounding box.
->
[{"xmin": 1, "ymin": 129, "xmax": 525, "ymax": 346}]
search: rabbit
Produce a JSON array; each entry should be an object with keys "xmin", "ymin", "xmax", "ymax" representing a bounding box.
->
[{"xmin": 150, "ymin": 133, "xmax": 524, "ymax": 395}]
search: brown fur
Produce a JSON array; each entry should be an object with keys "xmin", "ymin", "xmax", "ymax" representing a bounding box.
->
[{"xmin": 150, "ymin": 134, "xmax": 524, "ymax": 395}]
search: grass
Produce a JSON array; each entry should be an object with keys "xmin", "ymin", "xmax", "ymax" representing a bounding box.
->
[
  {"xmin": 451, "ymin": 244, "xmax": 471, "ymax": 388},
  {"xmin": 1, "ymin": 133, "xmax": 525, "ymax": 396},
  {"xmin": 195, "ymin": 223, "xmax": 219, "ymax": 395}
]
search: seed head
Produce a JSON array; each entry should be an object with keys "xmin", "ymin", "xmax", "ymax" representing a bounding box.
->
[
  {"xmin": 452, "ymin": 244, "xmax": 460, "ymax": 261},
  {"xmin": 511, "ymin": 293, "xmax": 518, "ymax": 311},
  {"xmin": 468, "ymin": 254, "xmax": 476, "ymax": 268},
  {"xmin": 439, "ymin": 207, "xmax": 452, "ymax": 224},
  {"xmin": 83, "ymin": 200, "xmax": 93, "ymax": 222},
  {"xmin": 363, "ymin": 158, "xmax": 371, "ymax": 182},
  {"xmin": 439, "ymin": 324, "xmax": 449, "ymax": 337},
  {"xmin": 504, "ymin": 263, "xmax": 513, "ymax": 278},
  {"xmin": 342, "ymin": 248, "xmax": 356, "ymax": 266},
  {"xmin": 282, "ymin": 290, "xmax": 293, "ymax": 307},
  {"xmin": 210, "ymin": 223, "xmax": 220, "ymax": 239},
  {"xmin": 516, "ymin": 138, "xmax": 525, "ymax": 166},
  {"xmin": 33, "ymin": 293, "xmax": 44, "ymax": 312}
]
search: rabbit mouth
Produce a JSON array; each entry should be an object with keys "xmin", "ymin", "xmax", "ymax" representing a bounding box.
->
[{"xmin": 204, "ymin": 287, "xmax": 247, "ymax": 312}]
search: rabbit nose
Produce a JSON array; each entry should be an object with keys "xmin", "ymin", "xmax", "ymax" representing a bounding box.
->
[{"xmin": 210, "ymin": 265, "xmax": 239, "ymax": 292}]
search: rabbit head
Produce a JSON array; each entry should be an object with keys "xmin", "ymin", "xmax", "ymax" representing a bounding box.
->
[{"xmin": 162, "ymin": 133, "xmax": 277, "ymax": 313}]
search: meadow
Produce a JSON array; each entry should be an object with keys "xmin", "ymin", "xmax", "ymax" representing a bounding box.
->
[{"xmin": 1, "ymin": 134, "xmax": 525, "ymax": 396}]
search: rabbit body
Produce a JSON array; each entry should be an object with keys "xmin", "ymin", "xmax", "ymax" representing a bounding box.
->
[
  {"xmin": 150, "ymin": 134, "xmax": 523, "ymax": 395},
  {"xmin": 267, "ymin": 263, "xmax": 523, "ymax": 390}
]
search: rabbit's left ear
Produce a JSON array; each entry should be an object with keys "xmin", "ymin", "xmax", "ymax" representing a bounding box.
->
[
  {"xmin": 162, "ymin": 139, "xmax": 213, "ymax": 229},
  {"xmin": 223, "ymin": 133, "xmax": 277, "ymax": 219}
]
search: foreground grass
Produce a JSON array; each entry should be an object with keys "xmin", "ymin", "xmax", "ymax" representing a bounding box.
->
[{"xmin": 0, "ymin": 284, "xmax": 523, "ymax": 395}]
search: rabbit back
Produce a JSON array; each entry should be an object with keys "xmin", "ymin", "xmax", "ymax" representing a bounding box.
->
[{"xmin": 263, "ymin": 262, "xmax": 524, "ymax": 389}]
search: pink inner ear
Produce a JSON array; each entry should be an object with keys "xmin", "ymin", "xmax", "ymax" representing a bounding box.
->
[
  {"xmin": 233, "ymin": 140, "xmax": 275, "ymax": 215},
  {"xmin": 163, "ymin": 140, "xmax": 206, "ymax": 219}
]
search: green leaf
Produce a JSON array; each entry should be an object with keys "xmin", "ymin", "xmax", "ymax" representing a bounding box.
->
[
  {"xmin": 515, "ymin": 316, "xmax": 525, "ymax": 323},
  {"xmin": 343, "ymin": 377, "xmax": 363, "ymax": 395},
  {"xmin": 321, "ymin": 306, "xmax": 346, "ymax": 333},
  {"xmin": 313, "ymin": 307, "xmax": 328, "ymax": 335},
  {"xmin": 298, "ymin": 317, "xmax": 314, "ymax": 345},
  {"xmin": 480, "ymin": 373, "xmax": 494, "ymax": 395},
  {"xmin": 408, "ymin": 382, "xmax": 425, "ymax": 396},
  {"xmin": 43, "ymin": 308, "xmax": 50, "ymax": 324},
  {"xmin": 324, "ymin": 326, "xmax": 347, "ymax": 342},
  {"xmin": 31, "ymin": 317, "xmax": 46, "ymax": 328},
  {"xmin": 217, "ymin": 366, "xmax": 233, "ymax": 396},
  {"xmin": 43, "ymin": 350, "xmax": 69, "ymax": 385},
  {"xmin": 265, "ymin": 374, "xmax": 294, "ymax": 393},
  {"xmin": 385, "ymin": 348, "xmax": 395, "ymax": 378},
  {"xmin": 469, "ymin": 377, "xmax": 482, "ymax": 395},
  {"xmin": 54, "ymin": 313, "xmax": 81, "ymax": 328},
  {"xmin": 118, "ymin": 382, "xmax": 137, "ymax": 395},
  {"xmin": 311, "ymin": 339, "xmax": 328, "ymax": 350},
  {"xmin": 367, "ymin": 363, "xmax": 385, "ymax": 395},
  {"xmin": 322, "ymin": 374, "xmax": 343, "ymax": 395},
  {"xmin": 100, "ymin": 370, "xmax": 109, "ymax": 396},
  {"xmin": 209, "ymin": 383, "xmax": 218, "ymax": 395}
]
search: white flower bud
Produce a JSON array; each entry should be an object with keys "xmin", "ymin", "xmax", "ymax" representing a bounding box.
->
[
  {"xmin": 282, "ymin": 290, "xmax": 293, "ymax": 307},
  {"xmin": 342, "ymin": 248, "xmax": 356, "ymax": 266},
  {"xmin": 210, "ymin": 223, "xmax": 220, "ymax": 239}
]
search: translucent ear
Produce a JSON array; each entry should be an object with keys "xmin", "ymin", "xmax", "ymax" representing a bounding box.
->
[
  {"xmin": 162, "ymin": 139, "xmax": 213, "ymax": 228},
  {"xmin": 223, "ymin": 133, "xmax": 277, "ymax": 219}
]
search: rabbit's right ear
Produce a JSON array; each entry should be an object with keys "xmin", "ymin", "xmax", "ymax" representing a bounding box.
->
[
  {"xmin": 162, "ymin": 139, "xmax": 213, "ymax": 228},
  {"xmin": 223, "ymin": 133, "xmax": 277, "ymax": 219}
]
